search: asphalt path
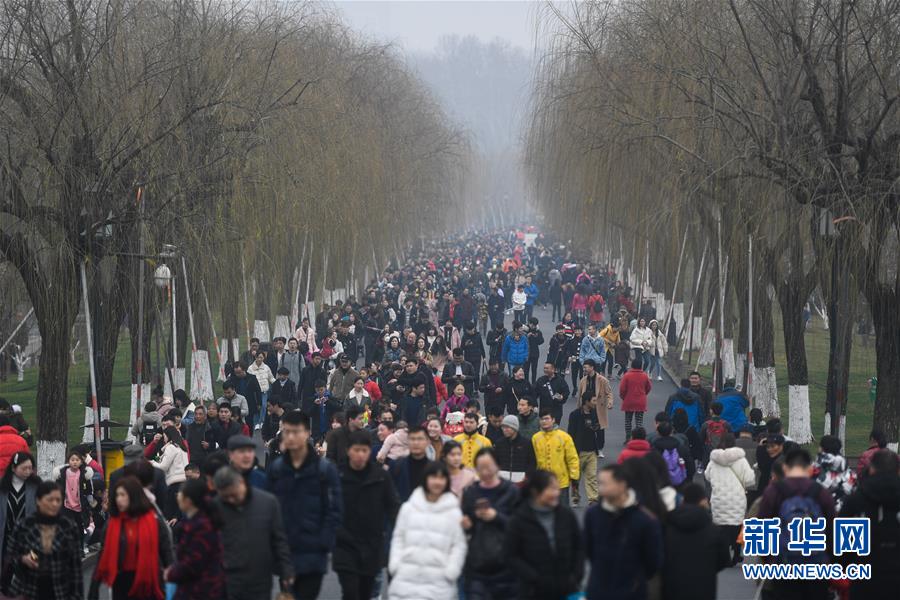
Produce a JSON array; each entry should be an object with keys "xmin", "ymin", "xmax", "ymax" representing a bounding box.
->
[{"xmin": 80, "ymin": 302, "xmax": 756, "ymax": 599}]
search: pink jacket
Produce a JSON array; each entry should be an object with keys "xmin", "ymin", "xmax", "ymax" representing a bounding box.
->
[
  {"xmin": 377, "ymin": 428, "xmax": 410, "ymax": 462},
  {"xmin": 441, "ymin": 394, "xmax": 470, "ymax": 422},
  {"xmin": 619, "ymin": 368, "xmax": 652, "ymax": 412}
]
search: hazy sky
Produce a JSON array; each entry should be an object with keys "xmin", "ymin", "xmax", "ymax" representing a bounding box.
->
[{"xmin": 333, "ymin": 1, "xmax": 541, "ymax": 54}]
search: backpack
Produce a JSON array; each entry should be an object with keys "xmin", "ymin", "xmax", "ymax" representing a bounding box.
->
[
  {"xmin": 663, "ymin": 447, "xmax": 687, "ymax": 486},
  {"xmin": 592, "ymin": 298, "xmax": 604, "ymax": 313},
  {"xmin": 705, "ymin": 418, "xmax": 727, "ymax": 449},
  {"xmin": 141, "ymin": 420, "xmax": 159, "ymax": 446},
  {"xmin": 776, "ymin": 481, "xmax": 826, "ymax": 563}
]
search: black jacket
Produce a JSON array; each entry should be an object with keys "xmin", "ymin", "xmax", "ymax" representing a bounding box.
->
[
  {"xmin": 299, "ymin": 364, "xmax": 329, "ymax": 409},
  {"xmin": 228, "ymin": 374, "xmax": 262, "ymax": 416},
  {"xmin": 838, "ymin": 472, "xmax": 900, "ymax": 599},
  {"xmin": 479, "ymin": 370, "xmax": 510, "ymax": 414},
  {"xmin": 494, "ymin": 432, "xmax": 536, "ymax": 477},
  {"xmin": 504, "ymin": 501, "xmax": 584, "ymax": 599},
  {"xmin": 662, "ymin": 504, "xmax": 729, "ymax": 600},
  {"xmin": 461, "ymin": 480, "xmax": 520, "ymax": 577},
  {"xmin": 461, "ymin": 331, "xmax": 485, "ymax": 365},
  {"xmin": 504, "ymin": 379, "xmax": 533, "ymax": 415},
  {"xmin": 534, "ymin": 374, "xmax": 570, "ymax": 420},
  {"xmin": 546, "ymin": 334, "xmax": 572, "ymax": 371},
  {"xmin": 333, "ymin": 462, "xmax": 400, "ymax": 576},
  {"xmin": 441, "ymin": 360, "xmax": 477, "ymax": 397},
  {"xmin": 567, "ymin": 407, "xmax": 601, "ymax": 453},
  {"xmin": 526, "ymin": 328, "xmax": 544, "ymax": 359},
  {"xmin": 486, "ymin": 328, "xmax": 506, "ymax": 363},
  {"xmin": 185, "ymin": 420, "xmax": 214, "ymax": 463},
  {"xmin": 209, "ymin": 419, "xmax": 242, "ymax": 451},
  {"xmin": 269, "ymin": 378, "xmax": 296, "ymax": 406}
]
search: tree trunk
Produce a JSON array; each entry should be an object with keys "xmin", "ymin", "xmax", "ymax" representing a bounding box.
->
[
  {"xmin": 752, "ymin": 283, "xmax": 779, "ymax": 418},
  {"xmin": 778, "ymin": 283, "xmax": 812, "ymax": 443},
  {"xmin": 867, "ymin": 284, "xmax": 900, "ymax": 448}
]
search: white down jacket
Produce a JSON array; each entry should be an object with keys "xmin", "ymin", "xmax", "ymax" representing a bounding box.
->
[
  {"xmin": 705, "ymin": 447, "xmax": 756, "ymax": 525},
  {"xmin": 388, "ymin": 487, "xmax": 467, "ymax": 600}
]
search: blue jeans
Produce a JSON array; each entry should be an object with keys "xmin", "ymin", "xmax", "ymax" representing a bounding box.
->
[
  {"xmin": 647, "ymin": 353, "xmax": 661, "ymax": 377},
  {"xmin": 257, "ymin": 391, "xmax": 268, "ymax": 426}
]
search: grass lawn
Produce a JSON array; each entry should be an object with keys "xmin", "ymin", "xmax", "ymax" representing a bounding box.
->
[
  {"xmin": 684, "ymin": 314, "xmax": 876, "ymax": 457},
  {"xmin": 0, "ymin": 330, "xmax": 198, "ymax": 447}
]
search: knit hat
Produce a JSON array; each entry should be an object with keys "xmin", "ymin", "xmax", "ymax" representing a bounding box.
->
[{"xmin": 501, "ymin": 414, "xmax": 519, "ymax": 432}]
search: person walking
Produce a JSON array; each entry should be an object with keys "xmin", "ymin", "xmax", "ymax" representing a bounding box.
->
[
  {"xmin": 704, "ymin": 433, "xmax": 755, "ymax": 565},
  {"xmin": 661, "ymin": 483, "xmax": 730, "ymax": 600},
  {"xmin": 504, "ymin": 470, "xmax": 584, "ymax": 600},
  {"xmin": 629, "ymin": 318, "xmax": 653, "ymax": 370},
  {"xmin": 619, "ymin": 358, "xmax": 652, "ymax": 442},
  {"xmin": 495, "ymin": 415, "xmax": 536, "ymax": 483},
  {"xmin": 164, "ymin": 479, "xmax": 225, "ymax": 600},
  {"xmin": 388, "ymin": 462, "xmax": 467, "ymax": 600},
  {"xmin": 501, "ymin": 325, "xmax": 529, "ymax": 378},
  {"xmin": 153, "ymin": 426, "xmax": 189, "ymax": 520},
  {"xmin": 266, "ymin": 411, "xmax": 342, "ymax": 599},
  {"xmin": 532, "ymin": 408, "xmax": 580, "ymax": 506},
  {"xmin": 534, "ymin": 361, "xmax": 570, "ymax": 425},
  {"xmin": 646, "ymin": 320, "xmax": 667, "ymax": 381},
  {"xmin": 92, "ymin": 476, "xmax": 173, "ymax": 600},
  {"xmin": 7, "ymin": 481, "xmax": 83, "ymax": 600},
  {"xmin": 584, "ymin": 464, "xmax": 663, "ymax": 600},
  {"xmin": 0, "ymin": 451, "xmax": 39, "ymax": 593},
  {"xmin": 576, "ymin": 358, "xmax": 612, "ymax": 458},
  {"xmin": 460, "ymin": 448, "xmax": 520, "ymax": 599},
  {"xmin": 334, "ymin": 431, "xmax": 400, "ymax": 600},
  {"xmin": 568, "ymin": 392, "xmax": 602, "ymax": 506}
]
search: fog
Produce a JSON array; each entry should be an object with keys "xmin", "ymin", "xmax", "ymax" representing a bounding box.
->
[{"xmin": 336, "ymin": 1, "xmax": 542, "ymax": 223}]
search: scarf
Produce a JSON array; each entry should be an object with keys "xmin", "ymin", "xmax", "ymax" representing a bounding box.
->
[{"xmin": 95, "ymin": 510, "xmax": 162, "ymax": 599}]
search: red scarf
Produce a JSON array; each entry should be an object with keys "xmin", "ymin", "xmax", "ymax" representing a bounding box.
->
[{"xmin": 95, "ymin": 510, "xmax": 162, "ymax": 599}]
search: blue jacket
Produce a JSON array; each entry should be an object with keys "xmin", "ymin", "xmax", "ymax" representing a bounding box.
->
[
  {"xmin": 585, "ymin": 501, "xmax": 663, "ymax": 600},
  {"xmin": 267, "ymin": 446, "xmax": 343, "ymax": 574},
  {"xmin": 501, "ymin": 333, "xmax": 530, "ymax": 367},
  {"xmin": 717, "ymin": 387, "xmax": 749, "ymax": 431},
  {"xmin": 524, "ymin": 283, "xmax": 539, "ymax": 306},
  {"xmin": 665, "ymin": 388, "xmax": 703, "ymax": 430},
  {"xmin": 579, "ymin": 335, "xmax": 606, "ymax": 365}
]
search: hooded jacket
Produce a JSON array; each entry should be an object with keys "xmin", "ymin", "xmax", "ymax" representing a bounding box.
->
[
  {"xmin": 617, "ymin": 439, "xmax": 651, "ymax": 464},
  {"xmin": 715, "ymin": 387, "xmax": 749, "ymax": 431},
  {"xmin": 501, "ymin": 333, "xmax": 529, "ymax": 367},
  {"xmin": 532, "ymin": 427, "xmax": 580, "ymax": 488},
  {"xmin": 388, "ymin": 489, "xmax": 467, "ymax": 600},
  {"xmin": 619, "ymin": 369, "xmax": 652, "ymax": 412},
  {"xmin": 665, "ymin": 387, "xmax": 703, "ymax": 430},
  {"xmin": 704, "ymin": 447, "xmax": 755, "ymax": 525},
  {"xmin": 662, "ymin": 504, "xmax": 730, "ymax": 600}
]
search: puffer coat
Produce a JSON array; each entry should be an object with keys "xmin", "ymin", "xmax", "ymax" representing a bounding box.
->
[
  {"xmin": 704, "ymin": 447, "xmax": 756, "ymax": 525},
  {"xmin": 388, "ymin": 488, "xmax": 467, "ymax": 599}
]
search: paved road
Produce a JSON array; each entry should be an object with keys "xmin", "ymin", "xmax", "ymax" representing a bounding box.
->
[{"xmin": 81, "ymin": 303, "xmax": 756, "ymax": 599}]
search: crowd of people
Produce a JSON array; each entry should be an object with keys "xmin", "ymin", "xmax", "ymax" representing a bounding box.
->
[{"xmin": 0, "ymin": 229, "xmax": 897, "ymax": 600}]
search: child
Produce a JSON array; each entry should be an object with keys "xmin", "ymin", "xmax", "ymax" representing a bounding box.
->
[
  {"xmin": 376, "ymin": 420, "xmax": 410, "ymax": 464},
  {"xmin": 56, "ymin": 450, "xmax": 96, "ymax": 548},
  {"xmin": 813, "ymin": 434, "xmax": 854, "ymax": 511},
  {"xmin": 184, "ymin": 462, "xmax": 201, "ymax": 480}
]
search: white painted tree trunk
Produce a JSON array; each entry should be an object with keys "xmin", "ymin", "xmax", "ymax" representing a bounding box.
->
[
  {"xmin": 698, "ymin": 329, "xmax": 716, "ymax": 366},
  {"xmin": 788, "ymin": 385, "xmax": 813, "ymax": 444},
  {"xmin": 189, "ymin": 350, "xmax": 214, "ymax": 402},
  {"xmin": 12, "ymin": 352, "xmax": 28, "ymax": 382},
  {"xmin": 722, "ymin": 339, "xmax": 736, "ymax": 381},
  {"xmin": 672, "ymin": 303, "xmax": 684, "ymax": 338},
  {"xmin": 273, "ymin": 315, "xmax": 291, "ymax": 340},
  {"xmin": 735, "ymin": 354, "xmax": 746, "ymax": 391},
  {"xmin": 163, "ymin": 368, "xmax": 186, "ymax": 399},
  {"xmin": 689, "ymin": 316, "xmax": 703, "ymax": 349},
  {"xmin": 253, "ymin": 320, "xmax": 271, "ymax": 343},
  {"xmin": 752, "ymin": 366, "xmax": 779, "ymax": 418},
  {"xmin": 231, "ymin": 339, "xmax": 240, "ymax": 362},
  {"xmin": 218, "ymin": 339, "xmax": 229, "ymax": 382},
  {"xmin": 823, "ymin": 413, "xmax": 848, "ymax": 448},
  {"xmin": 37, "ymin": 441, "xmax": 66, "ymax": 481},
  {"xmin": 82, "ymin": 406, "xmax": 110, "ymax": 443}
]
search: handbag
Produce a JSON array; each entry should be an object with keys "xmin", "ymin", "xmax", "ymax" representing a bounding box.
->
[{"xmin": 466, "ymin": 522, "xmax": 507, "ymax": 574}]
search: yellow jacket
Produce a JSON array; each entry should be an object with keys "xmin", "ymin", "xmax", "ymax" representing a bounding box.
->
[
  {"xmin": 531, "ymin": 428, "xmax": 580, "ymax": 488},
  {"xmin": 454, "ymin": 431, "xmax": 493, "ymax": 468},
  {"xmin": 599, "ymin": 323, "xmax": 621, "ymax": 353}
]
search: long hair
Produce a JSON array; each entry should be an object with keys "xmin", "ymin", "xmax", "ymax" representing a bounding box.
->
[
  {"xmin": 621, "ymin": 456, "xmax": 668, "ymax": 522},
  {"xmin": 109, "ymin": 475, "xmax": 154, "ymax": 517},
  {"xmin": 164, "ymin": 426, "xmax": 188, "ymax": 452},
  {"xmin": 179, "ymin": 478, "xmax": 223, "ymax": 529},
  {"xmin": 0, "ymin": 452, "xmax": 39, "ymax": 492}
]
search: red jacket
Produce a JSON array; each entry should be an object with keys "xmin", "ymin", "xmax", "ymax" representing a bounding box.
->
[
  {"xmin": 619, "ymin": 368, "xmax": 652, "ymax": 412},
  {"xmin": 617, "ymin": 439, "xmax": 651, "ymax": 464},
  {"xmin": 0, "ymin": 426, "xmax": 29, "ymax": 473},
  {"xmin": 364, "ymin": 380, "xmax": 382, "ymax": 402}
]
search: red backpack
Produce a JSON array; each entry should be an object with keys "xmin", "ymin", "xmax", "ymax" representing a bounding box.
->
[{"xmin": 705, "ymin": 418, "xmax": 728, "ymax": 449}]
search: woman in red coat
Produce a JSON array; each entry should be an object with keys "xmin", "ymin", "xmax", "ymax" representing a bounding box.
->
[{"xmin": 618, "ymin": 358, "xmax": 652, "ymax": 442}]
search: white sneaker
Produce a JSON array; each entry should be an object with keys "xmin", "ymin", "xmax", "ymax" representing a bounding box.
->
[
  {"xmin": 657, "ymin": 375, "xmax": 663, "ymax": 381},
  {"xmin": 597, "ymin": 451, "xmax": 605, "ymax": 459},
  {"xmin": 254, "ymin": 423, "xmax": 261, "ymax": 431}
]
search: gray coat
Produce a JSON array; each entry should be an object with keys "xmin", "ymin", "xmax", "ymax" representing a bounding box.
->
[
  {"xmin": 0, "ymin": 481, "xmax": 37, "ymax": 564},
  {"xmin": 215, "ymin": 486, "xmax": 293, "ymax": 599},
  {"xmin": 281, "ymin": 350, "xmax": 303, "ymax": 386}
]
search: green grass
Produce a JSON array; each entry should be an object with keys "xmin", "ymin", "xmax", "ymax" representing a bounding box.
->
[
  {"xmin": 684, "ymin": 314, "xmax": 875, "ymax": 456},
  {"xmin": 0, "ymin": 330, "xmax": 197, "ymax": 447}
]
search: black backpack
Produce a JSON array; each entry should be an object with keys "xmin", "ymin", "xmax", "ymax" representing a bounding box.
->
[{"xmin": 141, "ymin": 421, "xmax": 159, "ymax": 446}]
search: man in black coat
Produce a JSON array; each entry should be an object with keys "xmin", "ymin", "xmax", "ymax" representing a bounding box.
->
[
  {"xmin": 533, "ymin": 362, "xmax": 570, "ymax": 424},
  {"xmin": 184, "ymin": 404, "xmax": 214, "ymax": 464},
  {"xmin": 487, "ymin": 287, "xmax": 505, "ymax": 329},
  {"xmin": 299, "ymin": 353, "xmax": 328, "ymax": 414},
  {"xmin": 441, "ymin": 348, "xmax": 477, "ymax": 397},
  {"xmin": 524, "ymin": 318, "xmax": 545, "ymax": 382},
  {"xmin": 334, "ymin": 430, "xmax": 400, "ymax": 600},
  {"xmin": 494, "ymin": 415, "xmax": 536, "ymax": 483},
  {"xmin": 269, "ymin": 367, "xmax": 297, "ymax": 405},
  {"xmin": 228, "ymin": 361, "xmax": 262, "ymax": 427},
  {"xmin": 461, "ymin": 323, "xmax": 485, "ymax": 391},
  {"xmin": 479, "ymin": 359, "xmax": 510, "ymax": 415},
  {"xmin": 662, "ymin": 483, "xmax": 729, "ymax": 600}
]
